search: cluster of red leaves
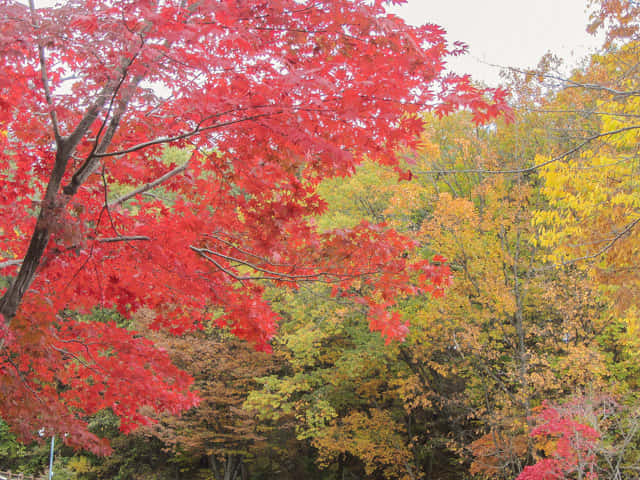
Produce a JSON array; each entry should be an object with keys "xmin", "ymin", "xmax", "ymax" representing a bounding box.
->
[
  {"xmin": 517, "ymin": 402, "xmax": 601, "ymax": 480},
  {"xmin": 0, "ymin": 309, "xmax": 197, "ymax": 454},
  {"xmin": 0, "ymin": 0, "xmax": 507, "ymax": 451}
]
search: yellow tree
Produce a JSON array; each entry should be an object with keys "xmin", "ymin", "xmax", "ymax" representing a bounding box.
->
[
  {"xmin": 533, "ymin": 39, "xmax": 640, "ymax": 390},
  {"xmin": 404, "ymin": 109, "xmax": 610, "ymax": 479}
]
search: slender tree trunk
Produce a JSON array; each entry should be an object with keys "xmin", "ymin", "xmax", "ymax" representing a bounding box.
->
[
  {"xmin": 223, "ymin": 454, "xmax": 242, "ymax": 480},
  {"xmin": 0, "ymin": 24, "xmax": 143, "ymax": 328},
  {"xmin": 337, "ymin": 453, "xmax": 345, "ymax": 480},
  {"xmin": 209, "ymin": 454, "xmax": 222, "ymax": 480},
  {"xmin": 239, "ymin": 460, "xmax": 248, "ymax": 480}
]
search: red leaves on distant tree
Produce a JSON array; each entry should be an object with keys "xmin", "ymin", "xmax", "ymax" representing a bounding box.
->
[
  {"xmin": 0, "ymin": 0, "xmax": 508, "ymax": 450},
  {"xmin": 517, "ymin": 402, "xmax": 600, "ymax": 480}
]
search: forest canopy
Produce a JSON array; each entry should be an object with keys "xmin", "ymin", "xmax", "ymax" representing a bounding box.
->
[{"xmin": 1, "ymin": 0, "xmax": 640, "ymax": 479}]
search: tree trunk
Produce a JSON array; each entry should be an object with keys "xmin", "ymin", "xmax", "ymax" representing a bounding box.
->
[
  {"xmin": 224, "ymin": 454, "xmax": 241, "ymax": 480},
  {"xmin": 209, "ymin": 454, "xmax": 222, "ymax": 480}
]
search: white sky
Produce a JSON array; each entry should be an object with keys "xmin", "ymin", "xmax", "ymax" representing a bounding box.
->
[{"xmin": 390, "ymin": 0, "xmax": 604, "ymax": 86}]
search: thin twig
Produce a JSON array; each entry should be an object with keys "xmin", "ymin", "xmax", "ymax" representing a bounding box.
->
[
  {"xmin": 205, "ymin": 232, "xmax": 294, "ymax": 268},
  {"xmin": 486, "ymin": 63, "xmax": 640, "ymax": 98},
  {"xmin": 190, "ymin": 246, "xmax": 378, "ymax": 283},
  {"xmin": 101, "ymin": 165, "xmax": 120, "ymax": 236}
]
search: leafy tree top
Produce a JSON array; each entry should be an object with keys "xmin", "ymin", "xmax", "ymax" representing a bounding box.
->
[{"xmin": 0, "ymin": 0, "xmax": 507, "ymax": 451}]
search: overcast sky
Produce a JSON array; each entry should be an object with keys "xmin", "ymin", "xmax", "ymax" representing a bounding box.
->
[{"xmin": 390, "ymin": 0, "xmax": 604, "ymax": 86}]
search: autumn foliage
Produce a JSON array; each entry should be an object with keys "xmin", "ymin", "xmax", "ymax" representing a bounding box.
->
[
  {"xmin": 0, "ymin": 0, "xmax": 509, "ymax": 451},
  {"xmin": 517, "ymin": 402, "xmax": 600, "ymax": 480},
  {"xmin": 5, "ymin": 1, "xmax": 640, "ymax": 478}
]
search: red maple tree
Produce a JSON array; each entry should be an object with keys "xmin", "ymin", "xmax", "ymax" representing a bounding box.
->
[
  {"xmin": 517, "ymin": 402, "xmax": 601, "ymax": 480},
  {"xmin": 0, "ymin": 0, "xmax": 508, "ymax": 452}
]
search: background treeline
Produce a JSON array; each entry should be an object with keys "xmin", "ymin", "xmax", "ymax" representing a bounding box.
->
[{"xmin": 3, "ymin": 8, "xmax": 640, "ymax": 480}]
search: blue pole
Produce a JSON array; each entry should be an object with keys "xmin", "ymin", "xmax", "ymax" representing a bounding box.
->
[{"xmin": 48, "ymin": 435, "xmax": 54, "ymax": 480}]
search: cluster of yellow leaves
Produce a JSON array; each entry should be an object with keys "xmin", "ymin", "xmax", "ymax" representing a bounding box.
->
[
  {"xmin": 534, "ymin": 43, "xmax": 640, "ymax": 260},
  {"xmin": 533, "ymin": 44, "xmax": 640, "ymax": 386},
  {"xmin": 313, "ymin": 409, "xmax": 413, "ymax": 480},
  {"xmin": 534, "ymin": 146, "xmax": 640, "ymax": 264}
]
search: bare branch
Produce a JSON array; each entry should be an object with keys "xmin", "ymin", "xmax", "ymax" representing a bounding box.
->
[
  {"xmin": 548, "ymin": 74, "xmax": 640, "ymax": 98},
  {"xmin": 96, "ymin": 236, "xmax": 151, "ymax": 243},
  {"xmin": 544, "ymin": 217, "xmax": 640, "ymax": 269},
  {"xmin": 49, "ymin": 345, "xmax": 102, "ymax": 376},
  {"xmin": 0, "ymin": 260, "xmax": 23, "ymax": 269},
  {"xmin": 193, "ymin": 246, "xmax": 318, "ymax": 280},
  {"xmin": 205, "ymin": 232, "xmax": 293, "ymax": 267},
  {"xmin": 63, "ymin": 50, "xmax": 145, "ymax": 197},
  {"xmin": 516, "ymin": 107, "xmax": 640, "ymax": 119},
  {"xmin": 28, "ymin": 0, "xmax": 61, "ymax": 146},
  {"xmin": 93, "ymin": 112, "xmax": 280, "ymax": 159},
  {"xmin": 190, "ymin": 248, "xmax": 248, "ymax": 284},
  {"xmin": 108, "ymin": 161, "xmax": 188, "ymax": 208},
  {"xmin": 190, "ymin": 246, "xmax": 376, "ymax": 283},
  {"xmin": 60, "ymin": 79, "xmax": 123, "ymax": 162},
  {"xmin": 490, "ymin": 63, "xmax": 640, "ymax": 98},
  {"xmin": 414, "ymin": 125, "xmax": 640, "ymax": 176}
]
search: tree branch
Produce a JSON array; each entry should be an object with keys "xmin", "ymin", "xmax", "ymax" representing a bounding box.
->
[
  {"xmin": 540, "ymin": 217, "xmax": 640, "ymax": 270},
  {"xmin": 29, "ymin": 0, "xmax": 61, "ymax": 146},
  {"xmin": 516, "ymin": 107, "xmax": 640, "ymax": 119},
  {"xmin": 97, "ymin": 236, "xmax": 151, "ymax": 243},
  {"xmin": 205, "ymin": 232, "xmax": 293, "ymax": 267},
  {"xmin": 0, "ymin": 54, "xmax": 139, "ymax": 324},
  {"xmin": 489, "ymin": 64, "xmax": 640, "ymax": 98},
  {"xmin": 0, "ymin": 260, "xmax": 23, "ymax": 269},
  {"xmin": 190, "ymin": 246, "xmax": 376, "ymax": 283},
  {"xmin": 63, "ymin": 50, "xmax": 145, "ymax": 196},
  {"xmin": 414, "ymin": 125, "xmax": 640, "ymax": 176},
  {"xmin": 93, "ymin": 112, "xmax": 280, "ymax": 159},
  {"xmin": 59, "ymin": 77, "xmax": 124, "ymax": 162},
  {"xmin": 107, "ymin": 161, "xmax": 189, "ymax": 208}
]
